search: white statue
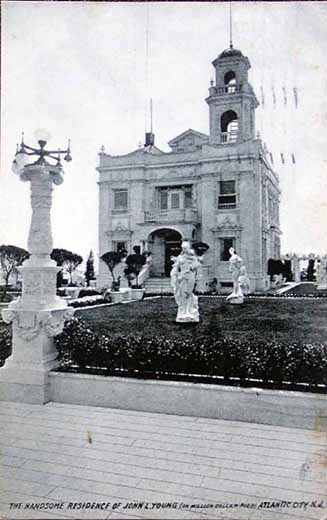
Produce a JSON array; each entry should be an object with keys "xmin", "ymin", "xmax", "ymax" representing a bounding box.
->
[
  {"xmin": 291, "ymin": 254, "xmax": 301, "ymax": 282},
  {"xmin": 238, "ymin": 265, "xmax": 251, "ymax": 295},
  {"xmin": 170, "ymin": 240, "xmax": 201, "ymax": 322},
  {"xmin": 226, "ymin": 247, "xmax": 244, "ymax": 304},
  {"xmin": 317, "ymin": 256, "xmax": 327, "ymax": 290}
]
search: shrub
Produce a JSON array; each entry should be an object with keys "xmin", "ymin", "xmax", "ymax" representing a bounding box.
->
[
  {"xmin": 54, "ymin": 318, "xmax": 327, "ymax": 390},
  {"xmin": 0, "ymin": 292, "xmax": 15, "ymax": 303},
  {"xmin": 100, "ymin": 251, "xmax": 124, "ymax": 290},
  {"xmin": 54, "ymin": 318, "xmax": 100, "ymax": 368},
  {"xmin": 0, "ymin": 326, "xmax": 12, "ymax": 367},
  {"xmin": 69, "ymin": 295, "xmax": 108, "ymax": 308},
  {"xmin": 124, "ymin": 249, "xmax": 146, "ymax": 288},
  {"xmin": 85, "ymin": 250, "xmax": 95, "ymax": 287},
  {"xmin": 78, "ymin": 288, "xmax": 102, "ymax": 298}
]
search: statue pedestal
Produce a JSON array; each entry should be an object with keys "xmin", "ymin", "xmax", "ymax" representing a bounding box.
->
[{"xmin": 226, "ymin": 295, "xmax": 244, "ymax": 305}]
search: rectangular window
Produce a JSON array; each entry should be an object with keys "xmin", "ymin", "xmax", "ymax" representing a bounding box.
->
[
  {"xmin": 160, "ymin": 190, "xmax": 168, "ymax": 210},
  {"xmin": 220, "ymin": 281, "xmax": 233, "ymax": 288},
  {"xmin": 113, "ymin": 241, "xmax": 127, "ymax": 254},
  {"xmin": 158, "ymin": 186, "xmax": 193, "ymax": 211},
  {"xmin": 220, "ymin": 237, "xmax": 235, "ymax": 261},
  {"xmin": 171, "ymin": 192, "xmax": 180, "ymax": 209},
  {"xmin": 184, "ymin": 187, "xmax": 193, "ymax": 208},
  {"xmin": 218, "ymin": 180, "xmax": 236, "ymax": 209},
  {"xmin": 114, "ymin": 189, "xmax": 128, "ymax": 210}
]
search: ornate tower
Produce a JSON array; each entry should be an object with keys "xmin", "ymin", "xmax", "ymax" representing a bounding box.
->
[{"xmin": 206, "ymin": 46, "xmax": 259, "ymax": 145}]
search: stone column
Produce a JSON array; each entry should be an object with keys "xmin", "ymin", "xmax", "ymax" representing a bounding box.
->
[{"xmin": 0, "ymin": 164, "xmax": 74, "ymax": 404}]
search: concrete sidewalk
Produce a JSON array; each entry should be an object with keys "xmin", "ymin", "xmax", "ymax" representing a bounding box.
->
[{"xmin": 0, "ymin": 401, "xmax": 326, "ymax": 520}]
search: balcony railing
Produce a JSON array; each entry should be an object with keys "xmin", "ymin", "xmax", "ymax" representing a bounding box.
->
[
  {"xmin": 220, "ymin": 132, "xmax": 238, "ymax": 144},
  {"xmin": 218, "ymin": 202, "xmax": 237, "ymax": 210},
  {"xmin": 211, "ymin": 85, "xmax": 242, "ymax": 95},
  {"xmin": 144, "ymin": 208, "xmax": 199, "ymax": 223}
]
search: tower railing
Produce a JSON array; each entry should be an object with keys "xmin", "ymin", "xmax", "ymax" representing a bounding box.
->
[
  {"xmin": 220, "ymin": 131, "xmax": 238, "ymax": 144},
  {"xmin": 212, "ymin": 84, "xmax": 242, "ymax": 95}
]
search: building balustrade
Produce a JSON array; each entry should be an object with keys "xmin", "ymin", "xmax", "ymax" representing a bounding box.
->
[{"xmin": 144, "ymin": 208, "xmax": 199, "ymax": 224}]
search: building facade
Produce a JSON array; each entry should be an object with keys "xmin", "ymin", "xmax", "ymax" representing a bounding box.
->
[{"xmin": 97, "ymin": 46, "xmax": 281, "ymax": 291}]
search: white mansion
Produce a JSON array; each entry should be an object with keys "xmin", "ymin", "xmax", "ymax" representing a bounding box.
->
[{"xmin": 97, "ymin": 45, "xmax": 281, "ymax": 292}]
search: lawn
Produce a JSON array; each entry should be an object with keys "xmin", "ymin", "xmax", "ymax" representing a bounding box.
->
[{"xmin": 76, "ymin": 296, "xmax": 327, "ymax": 345}]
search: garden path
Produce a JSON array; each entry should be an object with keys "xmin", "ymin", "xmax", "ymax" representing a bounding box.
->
[{"xmin": 0, "ymin": 401, "xmax": 326, "ymax": 520}]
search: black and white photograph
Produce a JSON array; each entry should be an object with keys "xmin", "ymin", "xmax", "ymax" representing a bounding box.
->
[{"xmin": 0, "ymin": 1, "xmax": 327, "ymax": 519}]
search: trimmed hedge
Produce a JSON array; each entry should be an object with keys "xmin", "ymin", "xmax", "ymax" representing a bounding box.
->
[
  {"xmin": 248, "ymin": 293, "xmax": 327, "ymax": 299},
  {"xmin": 54, "ymin": 318, "xmax": 327, "ymax": 391},
  {"xmin": 145, "ymin": 292, "xmax": 327, "ymax": 299}
]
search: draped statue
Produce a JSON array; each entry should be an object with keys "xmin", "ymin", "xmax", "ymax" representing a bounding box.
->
[
  {"xmin": 226, "ymin": 247, "xmax": 245, "ymax": 304},
  {"xmin": 170, "ymin": 241, "xmax": 201, "ymax": 322}
]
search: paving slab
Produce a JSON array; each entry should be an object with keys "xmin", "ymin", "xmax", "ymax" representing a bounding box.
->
[{"xmin": 0, "ymin": 401, "xmax": 326, "ymax": 520}]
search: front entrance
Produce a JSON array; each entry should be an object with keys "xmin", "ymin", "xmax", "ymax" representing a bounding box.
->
[
  {"xmin": 165, "ymin": 240, "xmax": 182, "ymax": 276},
  {"xmin": 148, "ymin": 229, "xmax": 182, "ymax": 277}
]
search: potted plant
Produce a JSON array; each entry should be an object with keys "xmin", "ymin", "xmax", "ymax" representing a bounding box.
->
[
  {"xmin": 100, "ymin": 251, "xmax": 125, "ymax": 303},
  {"xmin": 124, "ymin": 248, "xmax": 146, "ymax": 300}
]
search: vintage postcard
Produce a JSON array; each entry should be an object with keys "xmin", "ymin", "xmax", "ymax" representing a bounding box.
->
[{"xmin": 0, "ymin": 1, "xmax": 326, "ymax": 519}]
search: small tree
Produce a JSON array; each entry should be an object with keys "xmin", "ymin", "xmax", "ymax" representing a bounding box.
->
[
  {"xmin": 100, "ymin": 251, "xmax": 123, "ymax": 290},
  {"xmin": 0, "ymin": 244, "xmax": 29, "ymax": 298},
  {"xmin": 85, "ymin": 250, "xmax": 95, "ymax": 286},
  {"xmin": 124, "ymin": 248, "xmax": 146, "ymax": 288},
  {"xmin": 50, "ymin": 248, "xmax": 71, "ymax": 267},
  {"xmin": 50, "ymin": 248, "xmax": 83, "ymax": 286},
  {"xmin": 65, "ymin": 253, "xmax": 83, "ymax": 285},
  {"xmin": 51, "ymin": 248, "xmax": 70, "ymax": 287}
]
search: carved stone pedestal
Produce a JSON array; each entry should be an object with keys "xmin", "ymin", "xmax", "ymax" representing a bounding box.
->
[{"xmin": 0, "ymin": 303, "xmax": 73, "ymax": 403}]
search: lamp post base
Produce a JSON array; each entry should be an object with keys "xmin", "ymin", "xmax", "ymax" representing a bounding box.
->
[{"xmin": 0, "ymin": 304, "xmax": 73, "ymax": 404}]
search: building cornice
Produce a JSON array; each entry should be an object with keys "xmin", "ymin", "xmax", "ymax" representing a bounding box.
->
[{"xmin": 97, "ymin": 153, "xmax": 261, "ymax": 175}]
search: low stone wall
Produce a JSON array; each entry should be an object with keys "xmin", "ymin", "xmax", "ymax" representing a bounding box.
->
[{"xmin": 49, "ymin": 371, "xmax": 327, "ymax": 431}]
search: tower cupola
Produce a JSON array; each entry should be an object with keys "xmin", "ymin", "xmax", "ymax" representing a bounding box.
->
[{"xmin": 206, "ymin": 45, "xmax": 259, "ymax": 145}]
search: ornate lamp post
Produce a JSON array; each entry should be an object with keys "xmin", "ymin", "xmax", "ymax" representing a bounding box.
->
[{"xmin": 0, "ymin": 130, "xmax": 74, "ymax": 404}]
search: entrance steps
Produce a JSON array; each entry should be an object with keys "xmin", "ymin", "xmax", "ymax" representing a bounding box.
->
[{"xmin": 144, "ymin": 277, "xmax": 173, "ymax": 295}]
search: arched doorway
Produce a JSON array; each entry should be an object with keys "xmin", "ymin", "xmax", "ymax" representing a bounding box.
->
[{"xmin": 148, "ymin": 228, "xmax": 182, "ymax": 277}]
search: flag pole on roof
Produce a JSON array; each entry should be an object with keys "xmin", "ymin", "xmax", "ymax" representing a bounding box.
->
[
  {"xmin": 229, "ymin": 0, "xmax": 233, "ymax": 48},
  {"xmin": 144, "ymin": 5, "xmax": 155, "ymax": 148}
]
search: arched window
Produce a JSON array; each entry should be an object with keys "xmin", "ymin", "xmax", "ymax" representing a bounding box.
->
[
  {"xmin": 220, "ymin": 110, "xmax": 239, "ymax": 143},
  {"xmin": 224, "ymin": 71, "xmax": 237, "ymax": 93}
]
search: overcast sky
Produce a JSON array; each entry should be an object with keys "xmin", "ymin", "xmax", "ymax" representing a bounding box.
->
[{"xmin": 1, "ymin": 1, "xmax": 327, "ymax": 267}]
